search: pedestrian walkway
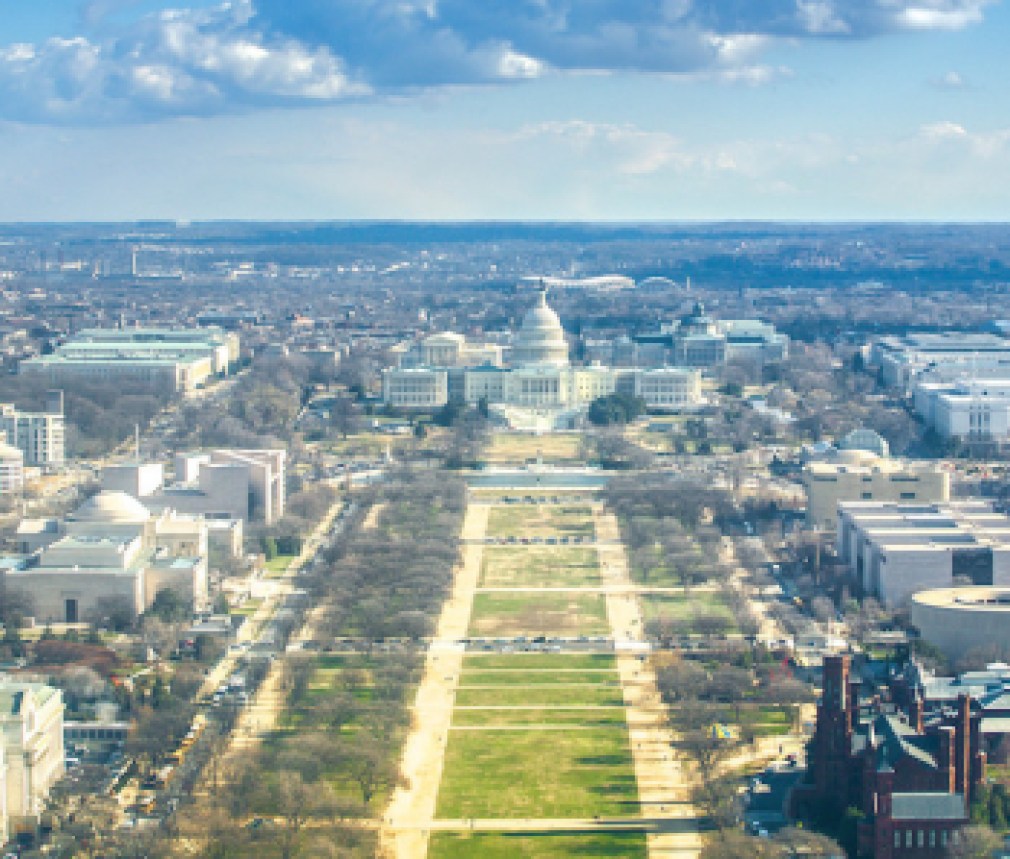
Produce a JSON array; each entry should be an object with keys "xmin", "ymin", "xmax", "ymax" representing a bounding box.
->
[
  {"xmin": 380, "ymin": 504, "xmax": 488, "ymax": 859},
  {"xmin": 595, "ymin": 505, "xmax": 704, "ymax": 859}
]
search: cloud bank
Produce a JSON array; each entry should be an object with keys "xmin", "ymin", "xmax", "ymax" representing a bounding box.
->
[{"xmin": 0, "ymin": 0, "xmax": 996, "ymax": 123}]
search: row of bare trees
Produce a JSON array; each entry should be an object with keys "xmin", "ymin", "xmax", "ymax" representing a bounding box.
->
[{"xmin": 167, "ymin": 469, "xmax": 468, "ymax": 859}]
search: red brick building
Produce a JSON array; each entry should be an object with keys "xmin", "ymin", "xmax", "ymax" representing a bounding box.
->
[{"xmin": 803, "ymin": 655, "xmax": 985, "ymax": 857}]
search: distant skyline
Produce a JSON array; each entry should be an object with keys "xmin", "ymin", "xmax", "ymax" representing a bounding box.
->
[{"xmin": 1, "ymin": 0, "xmax": 1009, "ymax": 222}]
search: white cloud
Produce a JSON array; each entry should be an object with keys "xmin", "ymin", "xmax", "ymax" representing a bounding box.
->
[
  {"xmin": 796, "ymin": 2, "xmax": 851, "ymax": 34},
  {"xmin": 0, "ymin": 3, "xmax": 366, "ymax": 123},
  {"xmin": 497, "ymin": 49, "xmax": 545, "ymax": 80},
  {"xmin": 503, "ymin": 119, "xmax": 754, "ymax": 177},
  {"xmin": 920, "ymin": 120, "xmax": 968, "ymax": 139},
  {"xmin": 900, "ymin": 3, "xmax": 992, "ymax": 29},
  {"xmin": 930, "ymin": 70, "xmax": 969, "ymax": 88},
  {"xmin": 0, "ymin": 0, "xmax": 999, "ymax": 123},
  {"xmin": 919, "ymin": 120, "xmax": 1010, "ymax": 158}
]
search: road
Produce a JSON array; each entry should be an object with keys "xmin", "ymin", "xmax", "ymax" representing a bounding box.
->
[{"xmin": 185, "ymin": 495, "xmax": 350, "ymax": 794}]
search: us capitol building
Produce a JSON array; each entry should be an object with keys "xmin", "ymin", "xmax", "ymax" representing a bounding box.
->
[{"xmin": 382, "ymin": 290, "xmax": 703, "ymax": 431}]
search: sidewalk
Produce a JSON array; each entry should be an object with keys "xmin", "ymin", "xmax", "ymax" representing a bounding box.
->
[
  {"xmin": 380, "ymin": 504, "xmax": 489, "ymax": 859},
  {"xmin": 595, "ymin": 505, "xmax": 704, "ymax": 859}
]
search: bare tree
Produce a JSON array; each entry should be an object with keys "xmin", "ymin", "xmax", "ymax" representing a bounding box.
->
[{"xmin": 946, "ymin": 825, "xmax": 1002, "ymax": 859}]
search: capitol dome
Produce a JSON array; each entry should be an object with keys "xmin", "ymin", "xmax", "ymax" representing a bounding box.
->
[
  {"xmin": 72, "ymin": 490, "xmax": 151, "ymax": 524},
  {"xmin": 511, "ymin": 291, "xmax": 569, "ymax": 367},
  {"xmin": 679, "ymin": 301, "xmax": 716, "ymax": 334}
]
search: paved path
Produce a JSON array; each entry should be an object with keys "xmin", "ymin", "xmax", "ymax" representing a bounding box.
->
[
  {"xmin": 380, "ymin": 504, "xmax": 488, "ymax": 859},
  {"xmin": 595, "ymin": 505, "xmax": 705, "ymax": 859}
]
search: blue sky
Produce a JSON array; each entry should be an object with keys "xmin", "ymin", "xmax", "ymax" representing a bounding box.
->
[{"xmin": 0, "ymin": 0, "xmax": 1008, "ymax": 221}]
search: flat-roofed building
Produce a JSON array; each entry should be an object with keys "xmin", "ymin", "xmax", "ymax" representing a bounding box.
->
[
  {"xmin": 107, "ymin": 450, "xmax": 285, "ymax": 526},
  {"xmin": 0, "ymin": 677, "xmax": 64, "ymax": 841},
  {"xmin": 804, "ymin": 450, "xmax": 950, "ymax": 531},
  {"xmin": 19, "ymin": 327, "xmax": 239, "ymax": 394},
  {"xmin": 0, "ymin": 443, "xmax": 23, "ymax": 495},
  {"xmin": 913, "ymin": 378, "xmax": 1010, "ymax": 441},
  {"xmin": 212, "ymin": 449, "xmax": 285, "ymax": 524},
  {"xmin": 0, "ymin": 391, "xmax": 64, "ymax": 467},
  {"xmin": 871, "ymin": 332, "xmax": 1010, "ymax": 390},
  {"xmin": 911, "ymin": 587, "xmax": 1010, "ymax": 660},
  {"xmin": 102, "ymin": 462, "xmax": 165, "ymax": 499},
  {"xmin": 62, "ymin": 327, "xmax": 238, "ymax": 372},
  {"xmin": 837, "ymin": 500, "xmax": 1010, "ymax": 607}
]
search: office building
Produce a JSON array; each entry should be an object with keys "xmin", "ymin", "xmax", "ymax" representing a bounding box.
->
[
  {"xmin": 632, "ymin": 368, "xmax": 703, "ymax": 410},
  {"xmin": 659, "ymin": 303, "xmax": 789, "ymax": 369},
  {"xmin": 20, "ymin": 327, "xmax": 239, "ymax": 393},
  {"xmin": 871, "ymin": 332, "xmax": 1010, "ymax": 390},
  {"xmin": 382, "ymin": 368, "xmax": 449, "ymax": 409},
  {"xmin": 0, "ymin": 391, "xmax": 64, "ymax": 467},
  {"xmin": 395, "ymin": 331, "xmax": 502, "ymax": 370},
  {"xmin": 0, "ymin": 443, "xmax": 23, "ymax": 495},
  {"xmin": 913, "ymin": 378, "xmax": 1010, "ymax": 442}
]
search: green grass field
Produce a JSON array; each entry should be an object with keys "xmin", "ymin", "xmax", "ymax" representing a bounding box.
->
[
  {"xmin": 460, "ymin": 670, "xmax": 620, "ymax": 686},
  {"xmin": 480, "ymin": 546, "xmax": 600, "ymax": 588},
  {"xmin": 463, "ymin": 654, "xmax": 616, "ymax": 670},
  {"xmin": 454, "ymin": 684, "xmax": 625, "ymax": 707},
  {"xmin": 468, "ymin": 592, "xmax": 609, "ymax": 637},
  {"xmin": 485, "ymin": 505, "xmax": 596, "ymax": 539},
  {"xmin": 454, "ymin": 653, "xmax": 625, "ymax": 711},
  {"xmin": 428, "ymin": 831, "xmax": 647, "ymax": 858},
  {"xmin": 435, "ymin": 726, "xmax": 638, "ymax": 819},
  {"xmin": 451, "ymin": 708, "xmax": 627, "ymax": 727}
]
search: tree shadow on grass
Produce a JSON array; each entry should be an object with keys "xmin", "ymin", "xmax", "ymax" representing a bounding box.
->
[{"xmin": 577, "ymin": 754, "xmax": 634, "ymax": 766}]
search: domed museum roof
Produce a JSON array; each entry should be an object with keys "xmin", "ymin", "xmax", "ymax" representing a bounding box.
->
[
  {"xmin": 72, "ymin": 490, "xmax": 151, "ymax": 524},
  {"xmin": 511, "ymin": 291, "xmax": 569, "ymax": 367}
]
